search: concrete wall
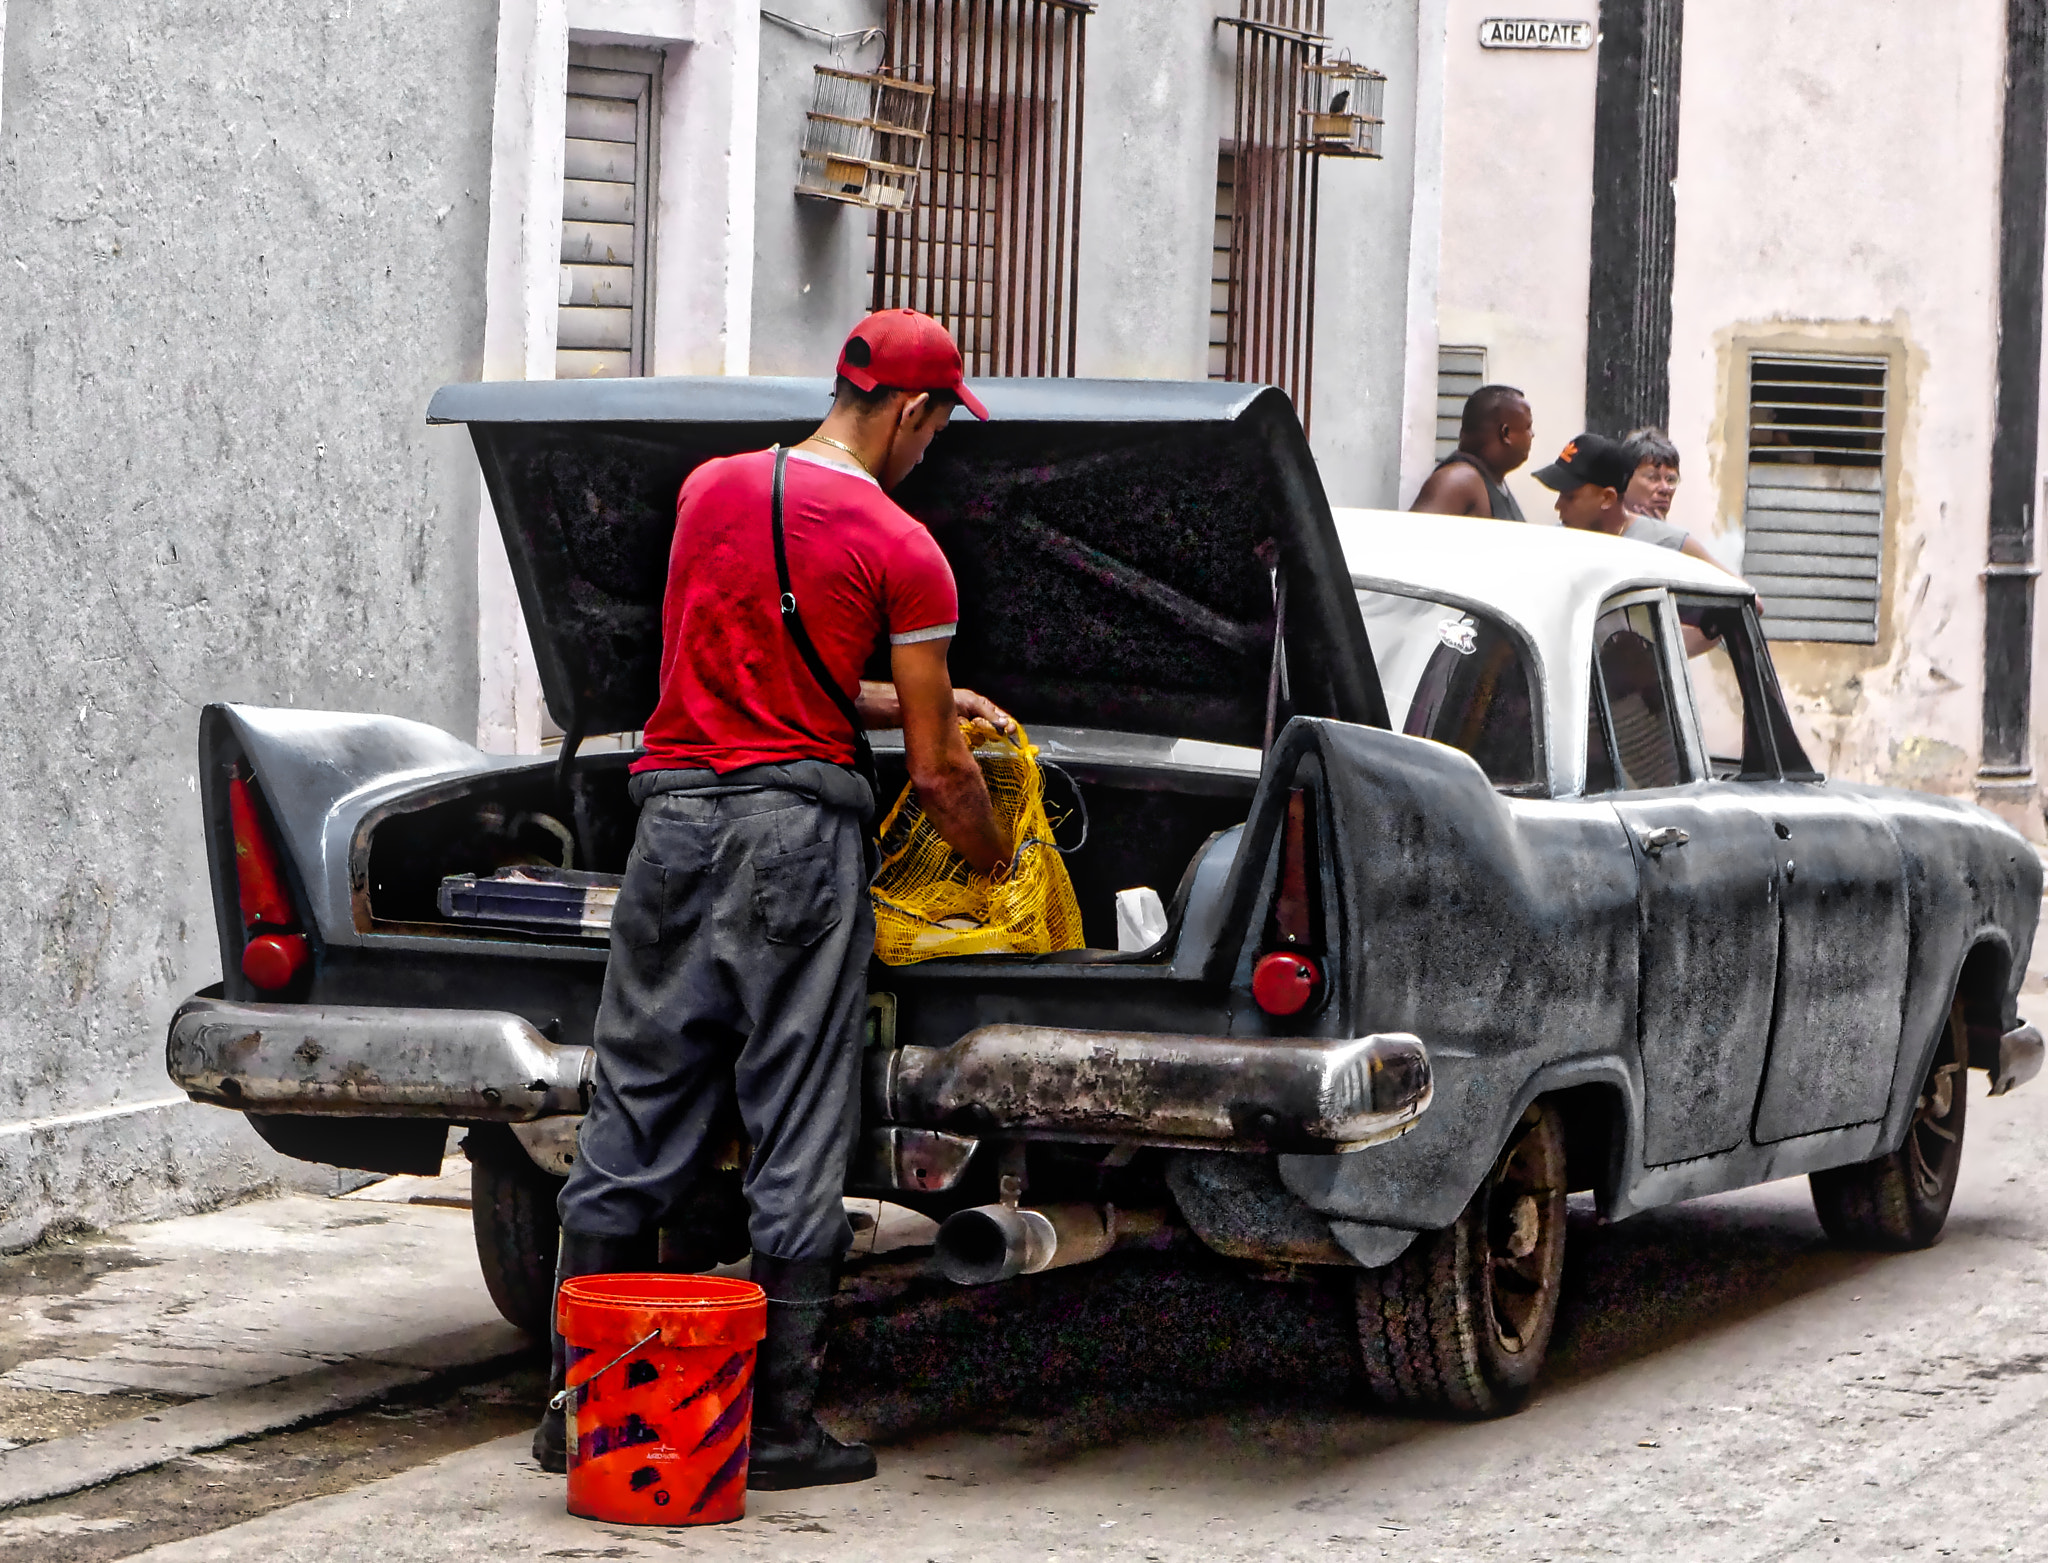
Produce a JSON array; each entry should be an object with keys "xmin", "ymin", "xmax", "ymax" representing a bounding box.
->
[
  {"xmin": 0, "ymin": 0, "xmax": 498, "ymax": 1247},
  {"xmin": 1312, "ymin": 0, "xmax": 1441, "ymax": 508},
  {"xmin": 1664, "ymin": 0, "xmax": 2013, "ymax": 805},
  {"xmin": 1432, "ymin": 0, "xmax": 1599, "ymax": 518},
  {"xmin": 1069, "ymin": 4, "xmax": 1222, "ymax": 384},
  {"xmin": 750, "ymin": 1, "xmax": 887, "ymax": 377}
]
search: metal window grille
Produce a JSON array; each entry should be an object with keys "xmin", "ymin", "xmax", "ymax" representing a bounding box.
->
[
  {"xmin": 557, "ymin": 47, "xmax": 660, "ymax": 379},
  {"xmin": 1742, "ymin": 352, "xmax": 1889, "ymax": 645},
  {"xmin": 1214, "ymin": 2, "xmax": 1326, "ymax": 428},
  {"xmin": 870, "ymin": 0, "xmax": 1093, "ymax": 378},
  {"xmin": 1436, "ymin": 345, "xmax": 1487, "ymax": 460}
]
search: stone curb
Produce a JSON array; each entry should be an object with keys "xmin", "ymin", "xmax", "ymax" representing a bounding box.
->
[{"xmin": 0, "ymin": 1322, "xmax": 537, "ymax": 1512}]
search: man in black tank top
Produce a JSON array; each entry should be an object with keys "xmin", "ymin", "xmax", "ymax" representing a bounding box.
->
[{"xmin": 1410, "ymin": 384, "xmax": 1533, "ymax": 520}]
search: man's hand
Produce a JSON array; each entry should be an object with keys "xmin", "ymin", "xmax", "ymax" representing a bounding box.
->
[
  {"xmin": 951, "ymin": 687, "xmax": 1016, "ymax": 734},
  {"xmin": 886, "ymin": 641, "xmax": 1010, "ymax": 876},
  {"xmin": 857, "ymin": 680, "xmax": 1017, "ymax": 736}
]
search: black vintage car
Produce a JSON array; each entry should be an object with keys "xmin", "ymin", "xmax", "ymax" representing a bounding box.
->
[{"xmin": 166, "ymin": 378, "xmax": 2042, "ymax": 1415}]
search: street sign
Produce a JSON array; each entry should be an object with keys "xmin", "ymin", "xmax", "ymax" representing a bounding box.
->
[{"xmin": 1478, "ymin": 19, "xmax": 1594, "ymax": 50}]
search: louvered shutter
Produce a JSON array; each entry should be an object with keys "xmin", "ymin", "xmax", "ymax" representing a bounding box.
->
[
  {"xmin": 1209, "ymin": 152, "xmax": 1235, "ymax": 380},
  {"xmin": 557, "ymin": 49, "xmax": 660, "ymax": 379},
  {"xmin": 1742, "ymin": 353, "xmax": 1888, "ymax": 645},
  {"xmin": 1435, "ymin": 346, "xmax": 1487, "ymax": 460}
]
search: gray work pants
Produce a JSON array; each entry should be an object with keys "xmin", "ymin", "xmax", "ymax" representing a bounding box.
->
[{"xmin": 558, "ymin": 777, "xmax": 874, "ymax": 1263}]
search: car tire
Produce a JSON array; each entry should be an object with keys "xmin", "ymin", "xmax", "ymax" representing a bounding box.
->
[
  {"xmin": 465, "ymin": 1126, "xmax": 564, "ymax": 1338},
  {"xmin": 1810, "ymin": 1002, "xmax": 1967, "ymax": 1252},
  {"xmin": 1355, "ymin": 1100, "xmax": 1567, "ymax": 1417}
]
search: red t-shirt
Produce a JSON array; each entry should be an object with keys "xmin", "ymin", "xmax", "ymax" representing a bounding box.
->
[{"xmin": 634, "ymin": 448, "xmax": 959, "ymax": 773}]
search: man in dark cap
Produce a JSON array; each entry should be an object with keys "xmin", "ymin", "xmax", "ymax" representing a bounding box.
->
[
  {"xmin": 1410, "ymin": 384, "xmax": 1534, "ymax": 519},
  {"xmin": 1533, "ymin": 432, "xmax": 1725, "ymax": 571}
]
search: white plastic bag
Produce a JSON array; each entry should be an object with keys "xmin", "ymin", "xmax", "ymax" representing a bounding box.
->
[{"xmin": 1114, "ymin": 886, "xmax": 1169, "ymax": 952}]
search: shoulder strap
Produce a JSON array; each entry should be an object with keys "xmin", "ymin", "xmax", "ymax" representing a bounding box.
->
[{"xmin": 771, "ymin": 446, "xmax": 881, "ymax": 800}]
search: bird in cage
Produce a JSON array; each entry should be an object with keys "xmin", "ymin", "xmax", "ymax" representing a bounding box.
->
[{"xmin": 1328, "ymin": 88, "xmax": 1350, "ymax": 115}]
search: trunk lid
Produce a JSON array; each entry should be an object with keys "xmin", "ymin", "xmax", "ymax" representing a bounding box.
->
[{"xmin": 427, "ymin": 376, "xmax": 1386, "ymax": 744}]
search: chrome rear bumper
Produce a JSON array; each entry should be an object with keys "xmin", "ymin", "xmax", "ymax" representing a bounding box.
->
[
  {"xmin": 869, "ymin": 1024, "xmax": 1432, "ymax": 1153},
  {"xmin": 166, "ymin": 997, "xmax": 593, "ymax": 1121}
]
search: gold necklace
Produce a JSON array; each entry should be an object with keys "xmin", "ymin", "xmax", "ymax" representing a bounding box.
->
[{"xmin": 803, "ymin": 434, "xmax": 878, "ymax": 480}]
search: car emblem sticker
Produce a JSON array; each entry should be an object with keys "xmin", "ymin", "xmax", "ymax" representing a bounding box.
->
[{"xmin": 1437, "ymin": 614, "xmax": 1478, "ymax": 655}]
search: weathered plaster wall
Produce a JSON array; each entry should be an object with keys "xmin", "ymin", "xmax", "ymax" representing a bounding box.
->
[
  {"xmin": 1070, "ymin": 2, "xmax": 1220, "ymax": 385},
  {"xmin": 1310, "ymin": 0, "xmax": 1439, "ymax": 509},
  {"xmin": 1433, "ymin": 0, "xmax": 1598, "ymax": 518},
  {"xmin": 749, "ymin": 1, "xmax": 887, "ymax": 377},
  {"xmin": 1664, "ymin": 0, "xmax": 2010, "ymax": 807},
  {"xmin": 0, "ymin": 0, "xmax": 497, "ymax": 1247}
]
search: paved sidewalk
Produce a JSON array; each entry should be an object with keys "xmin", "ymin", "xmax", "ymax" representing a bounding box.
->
[{"xmin": 0, "ymin": 1166, "xmax": 527, "ymax": 1509}]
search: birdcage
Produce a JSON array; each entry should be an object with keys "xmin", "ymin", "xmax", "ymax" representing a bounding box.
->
[
  {"xmin": 795, "ymin": 66, "xmax": 935, "ymax": 210},
  {"xmin": 1302, "ymin": 56, "xmax": 1386, "ymax": 158}
]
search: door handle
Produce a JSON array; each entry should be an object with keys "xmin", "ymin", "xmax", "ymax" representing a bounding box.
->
[{"xmin": 1638, "ymin": 825, "xmax": 1690, "ymax": 856}]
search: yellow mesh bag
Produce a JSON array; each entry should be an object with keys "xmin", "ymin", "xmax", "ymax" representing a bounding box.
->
[{"xmin": 871, "ymin": 723, "xmax": 1085, "ymax": 964}]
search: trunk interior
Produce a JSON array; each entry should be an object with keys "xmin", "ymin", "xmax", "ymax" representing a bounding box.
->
[{"xmin": 362, "ymin": 742, "xmax": 1258, "ymax": 953}]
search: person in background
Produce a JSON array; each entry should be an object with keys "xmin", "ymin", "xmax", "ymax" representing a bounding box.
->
[
  {"xmin": 1621, "ymin": 427, "xmax": 1681, "ymax": 519},
  {"xmin": 1533, "ymin": 433, "xmax": 1727, "ymax": 571},
  {"xmin": 1410, "ymin": 385, "xmax": 1534, "ymax": 519}
]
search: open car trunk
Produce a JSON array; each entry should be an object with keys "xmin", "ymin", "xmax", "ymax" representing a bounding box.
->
[{"xmin": 359, "ymin": 728, "xmax": 1258, "ymax": 959}]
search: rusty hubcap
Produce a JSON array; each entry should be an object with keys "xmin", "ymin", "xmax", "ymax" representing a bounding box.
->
[
  {"xmin": 1908, "ymin": 1033, "xmax": 1964, "ymax": 1202},
  {"xmin": 1484, "ymin": 1122, "xmax": 1559, "ymax": 1354}
]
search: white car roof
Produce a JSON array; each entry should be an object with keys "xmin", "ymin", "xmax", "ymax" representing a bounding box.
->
[{"xmin": 1331, "ymin": 508, "xmax": 1754, "ymax": 796}]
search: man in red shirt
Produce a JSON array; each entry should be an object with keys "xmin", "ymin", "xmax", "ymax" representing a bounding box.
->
[{"xmin": 533, "ymin": 312, "xmax": 1011, "ymax": 1491}]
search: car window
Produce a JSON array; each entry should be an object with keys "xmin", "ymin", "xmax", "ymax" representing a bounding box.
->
[
  {"xmin": 1357, "ymin": 589, "xmax": 1540, "ymax": 790},
  {"xmin": 1745, "ymin": 616, "xmax": 1821, "ymax": 779},
  {"xmin": 1674, "ymin": 597, "xmax": 1774, "ymax": 779},
  {"xmin": 1585, "ymin": 663, "xmax": 1618, "ymax": 793},
  {"xmin": 1589, "ymin": 599, "xmax": 1685, "ymax": 791}
]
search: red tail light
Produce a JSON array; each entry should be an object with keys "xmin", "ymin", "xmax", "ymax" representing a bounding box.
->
[
  {"xmin": 242, "ymin": 931, "xmax": 310, "ymax": 989},
  {"xmin": 1253, "ymin": 950, "xmax": 1322, "ymax": 1016},
  {"xmin": 230, "ymin": 774, "xmax": 293, "ymax": 928},
  {"xmin": 1255, "ymin": 788, "xmax": 1325, "ymax": 1017},
  {"xmin": 229, "ymin": 772, "xmax": 306, "ymax": 990}
]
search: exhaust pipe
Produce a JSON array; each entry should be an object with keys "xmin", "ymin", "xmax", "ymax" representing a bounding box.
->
[{"xmin": 934, "ymin": 1203, "xmax": 1166, "ymax": 1286}]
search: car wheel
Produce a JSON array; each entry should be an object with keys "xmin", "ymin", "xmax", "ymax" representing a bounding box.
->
[
  {"xmin": 1355, "ymin": 1100, "xmax": 1566, "ymax": 1417},
  {"xmin": 1810, "ymin": 1001, "xmax": 1967, "ymax": 1251},
  {"xmin": 465, "ymin": 1126, "xmax": 564, "ymax": 1338}
]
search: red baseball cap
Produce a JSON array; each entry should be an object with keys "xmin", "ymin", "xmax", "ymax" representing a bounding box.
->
[{"xmin": 835, "ymin": 309, "xmax": 989, "ymax": 421}]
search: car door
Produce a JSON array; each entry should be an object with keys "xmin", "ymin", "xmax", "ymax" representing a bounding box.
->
[
  {"xmin": 1591, "ymin": 591, "xmax": 1784, "ymax": 1166},
  {"xmin": 1669, "ymin": 598, "xmax": 1911, "ymax": 1142}
]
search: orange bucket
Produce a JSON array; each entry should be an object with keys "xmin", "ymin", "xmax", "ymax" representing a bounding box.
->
[{"xmin": 558, "ymin": 1273, "xmax": 767, "ymax": 1525}]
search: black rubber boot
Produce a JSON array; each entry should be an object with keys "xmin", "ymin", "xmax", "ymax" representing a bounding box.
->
[
  {"xmin": 531, "ymin": 1230, "xmax": 653, "ymax": 1474},
  {"xmin": 745, "ymin": 1255, "xmax": 876, "ymax": 1491}
]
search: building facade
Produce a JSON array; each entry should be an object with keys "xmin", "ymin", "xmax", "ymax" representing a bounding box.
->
[
  {"xmin": 1433, "ymin": 0, "xmax": 2048, "ymax": 835},
  {"xmin": 0, "ymin": 0, "xmax": 2041, "ymax": 1244}
]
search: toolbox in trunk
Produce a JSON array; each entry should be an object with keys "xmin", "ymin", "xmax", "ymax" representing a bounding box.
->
[{"xmin": 437, "ymin": 867, "xmax": 621, "ymax": 936}]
